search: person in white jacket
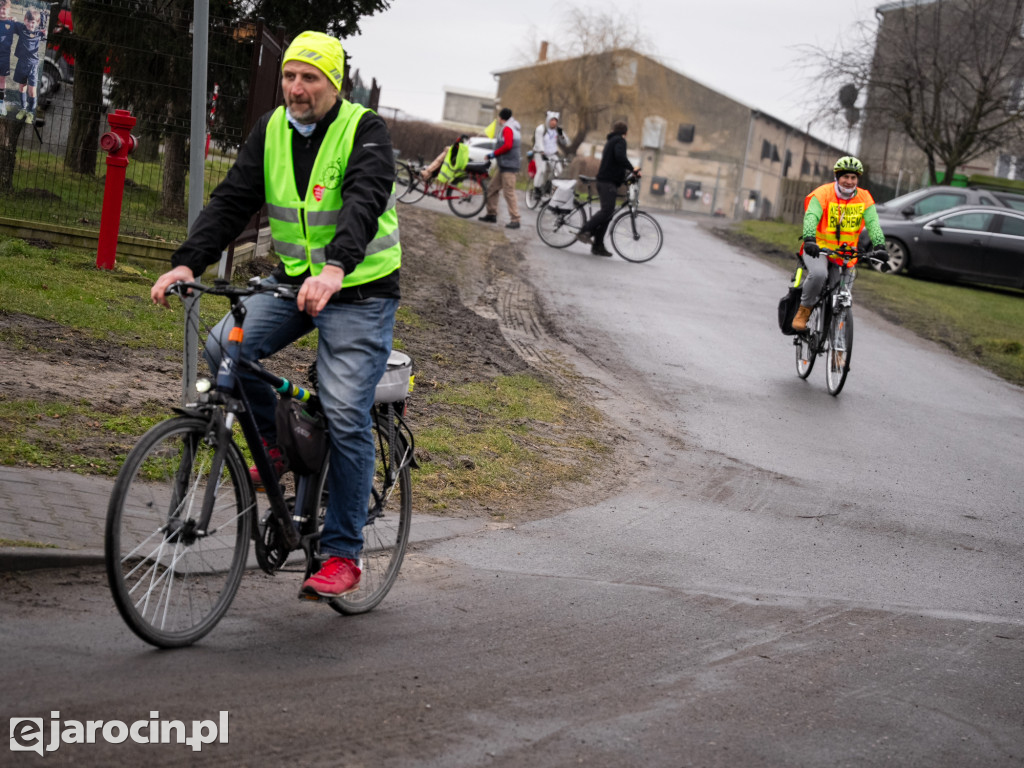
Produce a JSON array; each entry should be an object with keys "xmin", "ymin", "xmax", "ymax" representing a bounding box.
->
[{"xmin": 531, "ymin": 111, "xmax": 569, "ymax": 203}]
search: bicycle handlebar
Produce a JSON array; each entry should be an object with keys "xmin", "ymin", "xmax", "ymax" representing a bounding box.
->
[
  {"xmin": 164, "ymin": 278, "xmax": 299, "ymax": 301},
  {"xmin": 811, "ymin": 245, "xmax": 890, "ymax": 272}
]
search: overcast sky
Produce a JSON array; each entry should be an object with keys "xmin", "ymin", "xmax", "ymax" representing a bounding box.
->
[{"xmin": 345, "ymin": 0, "xmax": 883, "ymax": 148}]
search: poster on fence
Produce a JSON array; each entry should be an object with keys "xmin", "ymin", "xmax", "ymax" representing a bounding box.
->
[{"xmin": 1, "ymin": 0, "xmax": 50, "ymax": 124}]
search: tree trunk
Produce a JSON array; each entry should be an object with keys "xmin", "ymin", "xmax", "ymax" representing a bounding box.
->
[
  {"xmin": 64, "ymin": 66, "xmax": 105, "ymax": 175},
  {"xmin": 0, "ymin": 118, "xmax": 27, "ymax": 194},
  {"xmin": 160, "ymin": 132, "xmax": 187, "ymax": 219}
]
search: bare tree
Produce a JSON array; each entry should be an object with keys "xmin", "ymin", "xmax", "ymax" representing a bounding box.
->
[
  {"xmin": 515, "ymin": 6, "xmax": 649, "ymax": 154},
  {"xmin": 810, "ymin": 0, "xmax": 1024, "ymax": 185}
]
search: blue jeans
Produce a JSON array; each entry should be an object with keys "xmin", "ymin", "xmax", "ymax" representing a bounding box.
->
[{"xmin": 204, "ymin": 279, "xmax": 398, "ymax": 560}]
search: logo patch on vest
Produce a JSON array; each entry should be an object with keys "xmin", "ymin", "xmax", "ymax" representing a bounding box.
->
[
  {"xmin": 321, "ymin": 161, "xmax": 344, "ymax": 190},
  {"xmin": 313, "ymin": 185, "xmax": 325, "ymax": 201}
]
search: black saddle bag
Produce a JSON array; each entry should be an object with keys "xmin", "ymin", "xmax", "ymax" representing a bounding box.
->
[
  {"xmin": 778, "ymin": 286, "xmax": 802, "ymax": 335},
  {"xmin": 275, "ymin": 399, "xmax": 329, "ymax": 476}
]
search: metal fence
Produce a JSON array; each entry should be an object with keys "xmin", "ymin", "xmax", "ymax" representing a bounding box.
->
[{"xmin": 3, "ymin": 0, "xmax": 256, "ymax": 245}]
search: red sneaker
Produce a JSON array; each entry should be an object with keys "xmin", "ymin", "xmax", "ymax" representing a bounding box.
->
[
  {"xmin": 250, "ymin": 442, "xmax": 286, "ymax": 490},
  {"xmin": 301, "ymin": 557, "xmax": 361, "ymax": 598}
]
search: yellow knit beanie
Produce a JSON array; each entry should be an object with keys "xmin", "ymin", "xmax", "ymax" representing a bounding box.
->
[{"xmin": 282, "ymin": 31, "xmax": 345, "ymax": 91}]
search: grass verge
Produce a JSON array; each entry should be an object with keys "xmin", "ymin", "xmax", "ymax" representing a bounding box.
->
[
  {"xmin": 726, "ymin": 220, "xmax": 1024, "ymax": 387},
  {"xmin": 414, "ymin": 374, "xmax": 609, "ymax": 513}
]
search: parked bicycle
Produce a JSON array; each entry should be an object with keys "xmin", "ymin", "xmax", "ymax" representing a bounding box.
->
[
  {"xmin": 395, "ymin": 157, "xmax": 491, "ymax": 218},
  {"xmin": 105, "ymin": 279, "xmax": 414, "ymax": 648},
  {"xmin": 524, "ymin": 152, "xmax": 571, "ymax": 210},
  {"xmin": 535, "ymin": 170, "xmax": 664, "ymax": 263},
  {"xmin": 791, "ymin": 244, "xmax": 885, "ymax": 396}
]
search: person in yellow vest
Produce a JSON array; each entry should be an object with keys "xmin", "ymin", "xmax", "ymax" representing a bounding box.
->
[
  {"xmin": 150, "ymin": 31, "xmax": 401, "ymax": 599},
  {"xmin": 793, "ymin": 156, "xmax": 887, "ymax": 332}
]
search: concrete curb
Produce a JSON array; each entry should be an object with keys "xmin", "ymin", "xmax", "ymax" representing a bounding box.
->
[{"xmin": 0, "ymin": 547, "xmax": 105, "ymax": 572}]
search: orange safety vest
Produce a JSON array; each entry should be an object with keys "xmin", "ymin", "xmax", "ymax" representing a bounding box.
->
[{"xmin": 805, "ymin": 184, "xmax": 875, "ymax": 264}]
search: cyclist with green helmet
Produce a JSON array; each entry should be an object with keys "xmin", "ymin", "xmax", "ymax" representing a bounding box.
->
[{"xmin": 792, "ymin": 155, "xmax": 886, "ymax": 331}]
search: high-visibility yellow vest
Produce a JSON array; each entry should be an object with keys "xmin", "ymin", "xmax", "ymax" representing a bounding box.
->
[
  {"xmin": 437, "ymin": 141, "xmax": 469, "ymax": 185},
  {"xmin": 806, "ymin": 183, "xmax": 875, "ymax": 264},
  {"xmin": 264, "ymin": 102, "xmax": 401, "ymax": 285}
]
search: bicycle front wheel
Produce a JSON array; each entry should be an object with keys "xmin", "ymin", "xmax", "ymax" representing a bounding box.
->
[
  {"xmin": 395, "ymin": 161, "xmax": 415, "ymax": 201},
  {"xmin": 399, "ymin": 171, "xmax": 426, "ymax": 204},
  {"xmin": 825, "ymin": 308, "xmax": 854, "ymax": 396},
  {"xmin": 447, "ymin": 174, "xmax": 488, "ymax": 218},
  {"xmin": 524, "ymin": 185, "xmax": 543, "ymax": 210},
  {"xmin": 795, "ymin": 307, "xmax": 819, "ymax": 379},
  {"xmin": 536, "ymin": 204, "xmax": 585, "ymax": 248},
  {"xmin": 105, "ymin": 416, "xmax": 254, "ymax": 648},
  {"xmin": 323, "ymin": 406, "xmax": 412, "ymax": 615},
  {"xmin": 610, "ymin": 210, "xmax": 663, "ymax": 262}
]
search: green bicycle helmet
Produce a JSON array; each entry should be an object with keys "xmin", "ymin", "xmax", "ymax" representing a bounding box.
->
[{"xmin": 834, "ymin": 156, "xmax": 864, "ymax": 176}]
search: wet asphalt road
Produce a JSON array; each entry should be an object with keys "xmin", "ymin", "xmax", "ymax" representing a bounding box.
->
[{"xmin": 1, "ymin": 207, "xmax": 1021, "ymax": 767}]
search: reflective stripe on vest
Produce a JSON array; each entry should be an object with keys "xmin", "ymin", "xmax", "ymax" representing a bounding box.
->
[
  {"xmin": 264, "ymin": 103, "xmax": 401, "ymax": 284},
  {"xmin": 807, "ymin": 184, "xmax": 875, "ymax": 264}
]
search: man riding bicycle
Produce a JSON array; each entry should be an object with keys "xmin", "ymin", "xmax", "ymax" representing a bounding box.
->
[
  {"xmin": 793, "ymin": 155, "xmax": 886, "ymax": 331},
  {"xmin": 150, "ymin": 31, "xmax": 401, "ymax": 600},
  {"xmin": 531, "ymin": 111, "xmax": 569, "ymax": 199}
]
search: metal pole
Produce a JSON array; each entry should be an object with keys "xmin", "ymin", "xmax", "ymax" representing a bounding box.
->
[{"xmin": 182, "ymin": 0, "xmax": 209, "ymax": 405}]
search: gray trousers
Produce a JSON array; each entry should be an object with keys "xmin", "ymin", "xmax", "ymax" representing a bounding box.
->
[{"xmin": 800, "ymin": 256, "xmax": 839, "ymax": 306}]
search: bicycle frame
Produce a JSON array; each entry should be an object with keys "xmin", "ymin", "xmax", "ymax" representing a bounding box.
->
[{"xmin": 172, "ymin": 281, "xmax": 325, "ymax": 556}]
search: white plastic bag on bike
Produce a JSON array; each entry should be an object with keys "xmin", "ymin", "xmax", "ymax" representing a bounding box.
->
[{"xmin": 548, "ymin": 179, "xmax": 577, "ymax": 213}]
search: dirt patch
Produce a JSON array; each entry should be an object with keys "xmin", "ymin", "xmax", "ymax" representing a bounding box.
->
[{"xmin": 0, "ymin": 205, "xmax": 626, "ymax": 521}]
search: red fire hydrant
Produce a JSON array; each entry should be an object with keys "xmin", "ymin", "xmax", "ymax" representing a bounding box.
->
[{"xmin": 96, "ymin": 109, "xmax": 138, "ymax": 270}]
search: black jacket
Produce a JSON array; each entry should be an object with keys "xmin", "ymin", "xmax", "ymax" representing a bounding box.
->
[
  {"xmin": 596, "ymin": 132, "xmax": 634, "ymax": 185},
  {"xmin": 171, "ymin": 101, "xmax": 399, "ymax": 300}
]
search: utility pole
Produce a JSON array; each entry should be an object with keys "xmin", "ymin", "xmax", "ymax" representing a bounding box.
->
[{"xmin": 182, "ymin": 0, "xmax": 209, "ymax": 405}]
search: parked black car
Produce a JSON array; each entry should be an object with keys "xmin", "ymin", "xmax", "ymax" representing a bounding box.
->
[{"xmin": 878, "ymin": 205, "xmax": 1024, "ymax": 288}]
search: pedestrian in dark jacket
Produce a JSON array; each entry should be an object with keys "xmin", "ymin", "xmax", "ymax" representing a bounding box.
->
[{"xmin": 576, "ymin": 121, "xmax": 638, "ymax": 256}]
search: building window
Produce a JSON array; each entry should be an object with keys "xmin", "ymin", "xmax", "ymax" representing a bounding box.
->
[
  {"xmin": 996, "ymin": 153, "xmax": 1021, "ymax": 180},
  {"xmin": 677, "ymin": 124, "xmax": 695, "ymax": 143},
  {"xmin": 783, "ymin": 150, "xmax": 792, "ymax": 176},
  {"xmin": 761, "ymin": 139, "xmax": 772, "ymax": 160},
  {"xmin": 616, "ymin": 58, "xmax": 637, "ymax": 86},
  {"xmin": 801, "ymin": 158, "xmax": 811, "ymax": 176}
]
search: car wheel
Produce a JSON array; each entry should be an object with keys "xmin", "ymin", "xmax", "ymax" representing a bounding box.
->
[
  {"xmin": 883, "ymin": 237, "xmax": 910, "ymax": 275},
  {"xmin": 39, "ymin": 60, "xmax": 61, "ymax": 102}
]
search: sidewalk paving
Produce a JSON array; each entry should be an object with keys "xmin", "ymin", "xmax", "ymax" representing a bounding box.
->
[
  {"xmin": 0, "ymin": 465, "xmax": 483, "ymax": 572},
  {"xmin": 0, "ymin": 466, "xmax": 111, "ymax": 570}
]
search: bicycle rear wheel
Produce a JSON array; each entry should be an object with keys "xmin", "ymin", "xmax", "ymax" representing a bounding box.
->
[
  {"xmin": 536, "ymin": 204, "xmax": 584, "ymax": 248},
  {"xmin": 447, "ymin": 174, "xmax": 488, "ymax": 218},
  {"xmin": 795, "ymin": 307, "xmax": 819, "ymax": 379},
  {"xmin": 610, "ymin": 210, "xmax": 663, "ymax": 262},
  {"xmin": 825, "ymin": 308, "xmax": 853, "ymax": 396},
  {"xmin": 322, "ymin": 405, "xmax": 412, "ymax": 615},
  {"xmin": 105, "ymin": 416, "xmax": 254, "ymax": 648}
]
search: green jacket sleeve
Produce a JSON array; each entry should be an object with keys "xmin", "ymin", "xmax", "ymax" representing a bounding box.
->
[
  {"xmin": 862, "ymin": 204, "xmax": 885, "ymax": 248},
  {"xmin": 802, "ymin": 196, "xmax": 823, "ymax": 240}
]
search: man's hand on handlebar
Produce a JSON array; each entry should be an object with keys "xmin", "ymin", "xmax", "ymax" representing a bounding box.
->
[
  {"xmin": 297, "ymin": 264, "xmax": 345, "ymax": 318},
  {"xmin": 151, "ymin": 265, "xmax": 196, "ymax": 308},
  {"xmin": 803, "ymin": 239, "xmax": 820, "ymax": 258},
  {"xmin": 867, "ymin": 248, "xmax": 891, "ymax": 273}
]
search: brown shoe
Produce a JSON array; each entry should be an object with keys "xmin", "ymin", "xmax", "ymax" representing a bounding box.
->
[{"xmin": 791, "ymin": 305, "xmax": 812, "ymax": 332}]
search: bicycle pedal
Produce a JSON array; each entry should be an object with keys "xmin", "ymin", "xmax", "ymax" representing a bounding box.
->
[{"xmin": 298, "ymin": 588, "xmax": 323, "ymax": 602}]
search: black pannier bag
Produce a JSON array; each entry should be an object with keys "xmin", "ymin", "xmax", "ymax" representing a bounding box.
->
[
  {"xmin": 275, "ymin": 399, "xmax": 329, "ymax": 476},
  {"xmin": 778, "ymin": 285, "xmax": 802, "ymax": 335}
]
